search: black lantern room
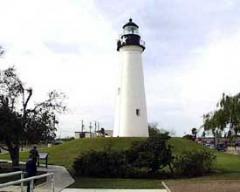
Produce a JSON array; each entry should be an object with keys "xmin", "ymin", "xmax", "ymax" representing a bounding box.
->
[{"xmin": 117, "ymin": 18, "xmax": 145, "ymax": 51}]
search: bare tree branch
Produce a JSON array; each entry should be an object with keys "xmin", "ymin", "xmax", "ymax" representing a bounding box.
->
[{"xmin": 23, "ymin": 88, "xmax": 32, "ymax": 115}]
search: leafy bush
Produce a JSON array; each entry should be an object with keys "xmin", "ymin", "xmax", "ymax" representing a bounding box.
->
[
  {"xmin": 127, "ymin": 135, "xmax": 173, "ymax": 173},
  {"xmin": 73, "ymin": 133, "xmax": 173, "ymax": 178},
  {"xmin": 148, "ymin": 126, "xmax": 161, "ymax": 137},
  {"xmin": 173, "ymin": 149, "xmax": 216, "ymax": 177},
  {"xmin": 73, "ymin": 150, "xmax": 128, "ymax": 177},
  {"xmin": 72, "ymin": 135, "xmax": 216, "ymax": 178},
  {"xmin": 182, "ymin": 134, "xmax": 194, "ymax": 141}
]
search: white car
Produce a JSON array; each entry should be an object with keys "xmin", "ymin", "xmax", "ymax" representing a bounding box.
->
[{"xmin": 204, "ymin": 143, "xmax": 215, "ymax": 149}]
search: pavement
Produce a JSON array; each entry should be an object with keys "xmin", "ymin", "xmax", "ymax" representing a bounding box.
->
[
  {"xmin": 62, "ymin": 190, "xmax": 167, "ymax": 192},
  {"xmin": 38, "ymin": 165, "xmax": 75, "ymax": 192},
  {"xmin": 1, "ymin": 160, "xmax": 168, "ymax": 192},
  {"xmin": 0, "ymin": 188, "xmax": 167, "ymax": 192},
  {"xmin": 0, "ymin": 160, "xmax": 74, "ymax": 192},
  {"xmin": 167, "ymin": 180, "xmax": 240, "ymax": 192}
]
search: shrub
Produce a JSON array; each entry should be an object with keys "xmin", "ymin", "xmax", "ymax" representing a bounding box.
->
[
  {"xmin": 72, "ymin": 134, "xmax": 174, "ymax": 178},
  {"xmin": 173, "ymin": 149, "xmax": 216, "ymax": 177},
  {"xmin": 183, "ymin": 134, "xmax": 194, "ymax": 141},
  {"xmin": 73, "ymin": 150, "xmax": 128, "ymax": 177},
  {"xmin": 127, "ymin": 135, "xmax": 173, "ymax": 173}
]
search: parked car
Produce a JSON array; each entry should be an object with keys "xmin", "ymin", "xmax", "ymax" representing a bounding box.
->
[
  {"xmin": 204, "ymin": 143, "xmax": 215, "ymax": 149},
  {"xmin": 52, "ymin": 140, "xmax": 64, "ymax": 145},
  {"xmin": 235, "ymin": 142, "xmax": 240, "ymax": 147},
  {"xmin": 216, "ymin": 143, "xmax": 227, "ymax": 152}
]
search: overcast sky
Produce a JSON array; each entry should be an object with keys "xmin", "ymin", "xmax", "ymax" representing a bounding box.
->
[{"xmin": 1, "ymin": 0, "xmax": 240, "ymax": 137}]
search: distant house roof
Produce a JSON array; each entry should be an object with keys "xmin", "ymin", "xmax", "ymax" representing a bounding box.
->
[
  {"xmin": 75, "ymin": 131, "xmax": 92, "ymax": 134},
  {"xmin": 105, "ymin": 130, "xmax": 113, "ymax": 136}
]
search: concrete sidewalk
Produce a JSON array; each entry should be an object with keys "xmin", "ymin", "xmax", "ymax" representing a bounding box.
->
[
  {"xmin": 62, "ymin": 190, "xmax": 167, "ymax": 192},
  {"xmin": 0, "ymin": 160, "xmax": 74, "ymax": 192},
  {"xmin": 1, "ymin": 160, "xmax": 168, "ymax": 192},
  {"xmin": 38, "ymin": 165, "xmax": 74, "ymax": 192}
]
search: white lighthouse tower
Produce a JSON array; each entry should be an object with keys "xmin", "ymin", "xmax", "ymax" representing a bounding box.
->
[{"xmin": 114, "ymin": 18, "xmax": 149, "ymax": 137}]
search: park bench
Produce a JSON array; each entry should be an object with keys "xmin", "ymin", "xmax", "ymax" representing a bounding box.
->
[{"xmin": 38, "ymin": 152, "xmax": 48, "ymax": 168}]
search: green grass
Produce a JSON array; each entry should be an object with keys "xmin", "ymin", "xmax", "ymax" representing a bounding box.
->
[
  {"xmin": 1, "ymin": 137, "xmax": 198, "ymax": 169},
  {"xmin": 1, "ymin": 137, "xmax": 239, "ymax": 173},
  {"xmin": 0, "ymin": 137, "xmax": 145, "ymax": 169},
  {"xmin": 169, "ymin": 138, "xmax": 240, "ymax": 177},
  {"xmin": 169, "ymin": 137, "xmax": 205, "ymax": 154},
  {"xmin": 1, "ymin": 137, "xmax": 240, "ymax": 188},
  {"xmin": 69, "ymin": 178, "xmax": 164, "ymax": 189},
  {"xmin": 215, "ymin": 152, "xmax": 240, "ymax": 172}
]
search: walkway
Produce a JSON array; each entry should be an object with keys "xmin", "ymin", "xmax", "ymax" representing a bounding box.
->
[
  {"xmin": 1, "ymin": 160, "xmax": 168, "ymax": 192},
  {"xmin": 167, "ymin": 179, "xmax": 240, "ymax": 192},
  {"xmin": 0, "ymin": 160, "xmax": 74, "ymax": 192},
  {"xmin": 62, "ymin": 190, "xmax": 167, "ymax": 192},
  {"xmin": 38, "ymin": 165, "xmax": 74, "ymax": 192}
]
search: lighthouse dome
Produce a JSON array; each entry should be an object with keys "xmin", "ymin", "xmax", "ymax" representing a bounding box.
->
[
  {"xmin": 117, "ymin": 18, "xmax": 145, "ymax": 51},
  {"xmin": 123, "ymin": 18, "xmax": 139, "ymax": 28},
  {"xmin": 122, "ymin": 18, "xmax": 139, "ymax": 35}
]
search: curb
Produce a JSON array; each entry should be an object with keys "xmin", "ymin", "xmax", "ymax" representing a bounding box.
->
[{"xmin": 161, "ymin": 181, "xmax": 171, "ymax": 192}]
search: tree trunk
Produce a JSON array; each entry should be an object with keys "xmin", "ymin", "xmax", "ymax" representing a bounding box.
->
[
  {"xmin": 168, "ymin": 163, "xmax": 174, "ymax": 174},
  {"xmin": 9, "ymin": 145, "xmax": 20, "ymax": 168}
]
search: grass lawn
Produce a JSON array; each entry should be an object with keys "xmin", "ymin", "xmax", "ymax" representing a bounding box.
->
[
  {"xmin": 1, "ymin": 137, "xmax": 240, "ymax": 189},
  {"xmin": 69, "ymin": 178, "xmax": 164, "ymax": 189},
  {"xmin": 0, "ymin": 137, "xmax": 205, "ymax": 168},
  {"xmin": 0, "ymin": 137, "xmax": 145, "ymax": 170}
]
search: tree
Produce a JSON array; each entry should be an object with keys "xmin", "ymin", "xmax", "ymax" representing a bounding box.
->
[
  {"xmin": 148, "ymin": 123, "xmax": 161, "ymax": 137},
  {"xmin": 0, "ymin": 46, "xmax": 4, "ymax": 56},
  {"xmin": 148, "ymin": 122, "xmax": 170, "ymax": 137},
  {"xmin": 0, "ymin": 97, "xmax": 23, "ymax": 166},
  {"xmin": 0, "ymin": 67, "xmax": 66, "ymax": 167},
  {"xmin": 100, "ymin": 128, "xmax": 105, "ymax": 136},
  {"xmin": 191, "ymin": 128, "xmax": 197, "ymax": 139},
  {"xmin": 202, "ymin": 93, "xmax": 240, "ymax": 146},
  {"xmin": 183, "ymin": 134, "xmax": 194, "ymax": 141},
  {"xmin": 219, "ymin": 93, "xmax": 240, "ymax": 135},
  {"xmin": 202, "ymin": 131, "xmax": 206, "ymax": 138}
]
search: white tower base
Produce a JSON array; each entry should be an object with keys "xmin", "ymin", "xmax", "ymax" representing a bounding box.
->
[{"xmin": 114, "ymin": 46, "xmax": 148, "ymax": 137}]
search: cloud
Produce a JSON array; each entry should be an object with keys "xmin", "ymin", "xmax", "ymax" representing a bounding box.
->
[
  {"xmin": 0, "ymin": 0, "xmax": 118, "ymax": 136},
  {"xmin": 1, "ymin": 0, "xmax": 240, "ymax": 136},
  {"xmin": 146, "ymin": 28, "xmax": 240, "ymax": 135}
]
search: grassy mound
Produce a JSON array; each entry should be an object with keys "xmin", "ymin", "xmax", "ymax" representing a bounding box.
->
[
  {"xmin": 2, "ymin": 137, "xmax": 240, "ymax": 189},
  {"xmin": 1, "ymin": 137, "xmax": 240, "ymax": 176},
  {"xmin": 0, "ymin": 137, "xmax": 207, "ymax": 169},
  {"xmin": 0, "ymin": 137, "xmax": 145, "ymax": 169}
]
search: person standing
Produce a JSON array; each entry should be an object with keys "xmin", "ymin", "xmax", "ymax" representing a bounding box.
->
[
  {"xmin": 26, "ymin": 155, "xmax": 37, "ymax": 192},
  {"xmin": 30, "ymin": 146, "xmax": 39, "ymax": 166}
]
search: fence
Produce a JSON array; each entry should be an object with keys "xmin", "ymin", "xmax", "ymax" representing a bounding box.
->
[{"xmin": 0, "ymin": 171, "xmax": 54, "ymax": 192}]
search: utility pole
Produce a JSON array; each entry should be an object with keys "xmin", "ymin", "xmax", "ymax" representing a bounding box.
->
[
  {"xmin": 81, "ymin": 120, "xmax": 84, "ymax": 132},
  {"xmin": 94, "ymin": 121, "xmax": 97, "ymax": 135},
  {"xmin": 89, "ymin": 122, "xmax": 92, "ymax": 138},
  {"xmin": 98, "ymin": 122, "xmax": 100, "ymax": 132}
]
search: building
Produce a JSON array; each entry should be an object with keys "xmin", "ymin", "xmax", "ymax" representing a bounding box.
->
[
  {"xmin": 74, "ymin": 131, "xmax": 96, "ymax": 139},
  {"xmin": 114, "ymin": 19, "xmax": 149, "ymax": 137},
  {"xmin": 104, "ymin": 130, "xmax": 113, "ymax": 137},
  {"xmin": 74, "ymin": 129, "xmax": 113, "ymax": 139}
]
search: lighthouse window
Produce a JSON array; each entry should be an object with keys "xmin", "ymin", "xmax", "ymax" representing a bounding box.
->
[
  {"xmin": 136, "ymin": 109, "xmax": 140, "ymax": 116},
  {"xmin": 124, "ymin": 26, "xmax": 139, "ymax": 35},
  {"xmin": 118, "ymin": 88, "xmax": 120, "ymax": 95}
]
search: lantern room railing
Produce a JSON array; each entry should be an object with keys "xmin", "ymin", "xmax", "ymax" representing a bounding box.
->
[{"xmin": 117, "ymin": 33, "xmax": 145, "ymax": 48}]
